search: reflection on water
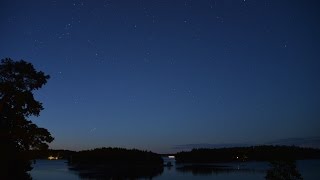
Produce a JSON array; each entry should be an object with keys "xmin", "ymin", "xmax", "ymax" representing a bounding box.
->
[
  {"xmin": 30, "ymin": 160, "xmax": 79, "ymax": 180},
  {"xmin": 69, "ymin": 164, "xmax": 163, "ymax": 179},
  {"xmin": 176, "ymin": 164, "xmax": 265, "ymax": 176},
  {"xmin": 31, "ymin": 159, "xmax": 320, "ymax": 180}
]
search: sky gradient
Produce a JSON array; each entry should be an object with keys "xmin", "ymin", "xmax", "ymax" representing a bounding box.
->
[{"xmin": 1, "ymin": 0, "xmax": 320, "ymax": 153}]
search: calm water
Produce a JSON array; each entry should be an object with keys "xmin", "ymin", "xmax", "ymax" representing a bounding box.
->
[{"xmin": 30, "ymin": 159, "xmax": 320, "ymax": 180}]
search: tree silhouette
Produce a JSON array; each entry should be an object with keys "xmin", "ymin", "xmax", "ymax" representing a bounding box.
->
[
  {"xmin": 0, "ymin": 58, "xmax": 54, "ymax": 179},
  {"xmin": 266, "ymin": 160, "xmax": 303, "ymax": 180}
]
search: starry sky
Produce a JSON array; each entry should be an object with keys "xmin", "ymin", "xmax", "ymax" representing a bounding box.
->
[{"xmin": 1, "ymin": 0, "xmax": 320, "ymax": 153}]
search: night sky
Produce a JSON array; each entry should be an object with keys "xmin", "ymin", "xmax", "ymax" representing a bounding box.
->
[{"xmin": 1, "ymin": 0, "xmax": 320, "ymax": 153}]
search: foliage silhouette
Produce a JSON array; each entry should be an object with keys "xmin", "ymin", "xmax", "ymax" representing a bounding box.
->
[
  {"xmin": 68, "ymin": 147, "xmax": 164, "ymax": 179},
  {"xmin": 0, "ymin": 58, "xmax": 53, "ymax": 179},
  {"xmin": 265, "ymin": 160, "xmax": 303, "ymax": 180}
]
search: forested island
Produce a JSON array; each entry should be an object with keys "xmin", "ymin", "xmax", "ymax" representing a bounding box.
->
[
  {"xmin": 29, "ymin": 147, "xmax": 164, "ymax": 179},
  {"xmin": 67, "ymin": 147, "xmax": 164, "ymax": 179},
  {"xmin": 175, "ymin": 145, "xmax": 320, "ymax": 163}
]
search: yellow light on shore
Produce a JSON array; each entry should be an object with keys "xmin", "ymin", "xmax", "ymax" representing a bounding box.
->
[{"xmin": 48, "ymin": 156, "xmax": 58, "ymax": 160}]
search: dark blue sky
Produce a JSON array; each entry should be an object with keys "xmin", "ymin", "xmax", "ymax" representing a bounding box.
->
[{"xmin": 1, "ymin": 0, "xmax": 320, "ymax": 153}]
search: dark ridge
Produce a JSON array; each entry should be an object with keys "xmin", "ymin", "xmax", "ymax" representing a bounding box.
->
[
  {"xmin": 175, "ymin": 145, "xmax": 320, "ymax": 163},
  {"xmin": 68, "ymin": 147, "xmax": 164, "ymax": 179}
]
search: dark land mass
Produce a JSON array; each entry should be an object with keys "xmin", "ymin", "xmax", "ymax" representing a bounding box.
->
[
  {"xmin": 30, "ymin": 149, "xmax": 75, "ymax": 160},
  {"xmin": 67, "ymin": 147, "xmax": 164, "ymax": 179},
  {"xmin": 175, "ymin": 145, "xmax": 320, "ymax": 163}
]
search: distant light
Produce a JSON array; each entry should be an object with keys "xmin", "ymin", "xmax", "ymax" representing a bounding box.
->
[
  {"xmin": 236, "ymin": 156, "xmax": 239, "ymax": 159},
  {"xmin": 48, "ymin": 156, "xmax": 54, "ymax": 160},
  {"xmin": 48, "ymin": 156, "xmax": 58, "ymax": 160},
  {"xmin": 168, "ymin": 156, "xmax": 175, "ymax": 159}
]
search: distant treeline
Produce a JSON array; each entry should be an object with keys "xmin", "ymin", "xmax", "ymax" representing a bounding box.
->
[
  {"xmin": 30, "ymin": 149, "xmax": 75, "ymax": 159},
  {"xmin": 175, "ymin": 145, "xmax": 320, "ymax": 163},
  {"xmin": 68, "ymin": 147, "xmax": 164, "ymax": 179},
  {"xmin": 69, "ymin": 147, "xmax": 163, "ymax": 165}
]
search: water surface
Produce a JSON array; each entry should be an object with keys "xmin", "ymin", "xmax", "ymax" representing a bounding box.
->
[{"xmin": 31, "ymin": 159, "xmax": 320, "ymax": 180}]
